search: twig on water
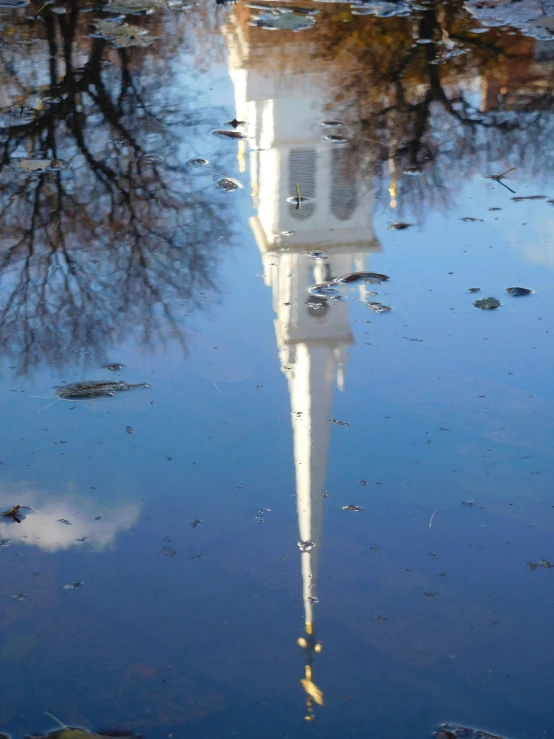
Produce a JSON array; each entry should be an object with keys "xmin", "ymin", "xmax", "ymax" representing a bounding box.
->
[{"xmin": 486, "ymin": 167, "xmax": 516, "ymax": 193}]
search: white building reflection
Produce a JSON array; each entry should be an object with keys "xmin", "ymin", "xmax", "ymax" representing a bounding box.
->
[{"xmin": 224, "ymin": 9, "xmax": 381, "ymax": 720}]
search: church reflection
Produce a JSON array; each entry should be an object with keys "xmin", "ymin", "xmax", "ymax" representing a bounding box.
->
[{"xmin": 223, "ymin": 9, "xmax": 381, "ymax": 719}]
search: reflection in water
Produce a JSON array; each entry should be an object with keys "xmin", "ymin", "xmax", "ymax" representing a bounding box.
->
[
  {"xmin": 224, "ymin": 9, "xmax": 381, "ymax": 719},
  {"xmin": 0, "ymin": 1, "xmax": 232, "ymax": 378},
  {"xmin": 223, "ymin": 0, "xmax": 554, "ymax": 723},
  {"xmin": 0, "ymin": 486, "xmax": 140, "ymax": 551}
]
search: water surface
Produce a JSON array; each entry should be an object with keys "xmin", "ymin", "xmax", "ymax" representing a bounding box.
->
[{"xmin": 1, "ymin": 1, "xmax": 554, "ymax": 738}]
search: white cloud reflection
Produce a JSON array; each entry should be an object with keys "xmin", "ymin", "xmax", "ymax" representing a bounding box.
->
[{"xmin": 0, "ymin": 485, "xmax": 141, "ymax": 552}]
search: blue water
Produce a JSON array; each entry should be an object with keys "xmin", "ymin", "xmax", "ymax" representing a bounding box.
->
[{"xmin": 1, "ymin": 2, "xmax": 554, "ymax": 738}]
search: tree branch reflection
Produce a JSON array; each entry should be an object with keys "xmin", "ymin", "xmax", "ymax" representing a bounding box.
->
[{"xmin": 0, "ymin": 1, "xmax": 231, "ymax": 377}]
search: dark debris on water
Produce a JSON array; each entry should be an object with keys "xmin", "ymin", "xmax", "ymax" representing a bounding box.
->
[
  {"xmin": 527, "ymin": 559, "xmax": 553, "ymax": 571},
  {"xmin": 474, "ymin": 297, "xmax": 500, "ymax": 310},
  {"xmin": 56, "ymin": 380, "xmax": 148, "ymax": 399},
  {"xmin": 436, "ymin": 723, "xmax": 510, "ymax": 739},
  {"xmin": 506, "ymin": 286, "xmax": 533, "ymax": 296}
]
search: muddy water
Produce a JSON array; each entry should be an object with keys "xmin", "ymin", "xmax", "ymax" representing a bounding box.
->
[{"xmin": 0, "ymin": 1, "xmax": 554, "ymax": 738}]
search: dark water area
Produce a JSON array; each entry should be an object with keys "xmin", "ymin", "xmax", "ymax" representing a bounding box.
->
[{"xmin": 1, "ymin": 0, "xmax": 554, "ymax": 737}]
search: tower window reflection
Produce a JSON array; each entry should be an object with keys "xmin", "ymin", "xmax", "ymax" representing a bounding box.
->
[
  {"xmin": 289, "ymin": 148, "xmax": 316, "ymax": 219},
  {"xmin": 330, "ymin": 148, "xmax": 357, "ymax": 221}
]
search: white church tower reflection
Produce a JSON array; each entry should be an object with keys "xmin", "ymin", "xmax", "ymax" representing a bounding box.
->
[{"xmin": 223, "ymin": 8, "xmax": 381, "ymax": 720}]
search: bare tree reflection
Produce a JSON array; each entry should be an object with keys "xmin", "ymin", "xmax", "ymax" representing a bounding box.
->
[
  {"xmin": 307, "ymin": 0, "xmax": 554, "ymax": 214},
  {"xmin": 0, "ymin": 0, "xmax": 232, "ymax": 377}
]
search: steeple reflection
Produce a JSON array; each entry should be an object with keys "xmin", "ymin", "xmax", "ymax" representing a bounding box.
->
[{"xmin": 223, "ymin": 7, "xmax": 381, "ymax": 719}]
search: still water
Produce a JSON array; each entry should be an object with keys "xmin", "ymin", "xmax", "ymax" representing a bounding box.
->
[{"xmin": 0, "ymin": 0, "xmax": 554, "ymax": 737}]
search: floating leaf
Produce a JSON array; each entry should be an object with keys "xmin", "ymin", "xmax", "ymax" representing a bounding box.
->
[
  {"xmin": 474, "ymin": 297, "xmax": 500, "ymax": 310},
  {"xmin": 251, "ymin": 9, "xmax": 315, "ymax": 30},
  {"xmin": 93, "ymin": 19, "xmax": 157, "ymax": 47},
  {"xmin": 366, "ymin": 302, "xmax": 391, "ymax": 313},
  {"xmin": 212, "ymin": 129, "xmax": 247, "ymax": 140},
  {"xmin": 506, "ymin": 286, "xmax": 533, "ymax": 296},
  {"xmin": 11, "ymin": 158, "xmax": 69, "ymax": 174},
  {"xmin": 388, "ymin": 222, "xmax": 413, "ymax": 230},
  {"xmin": 335, "ymin": 271, "xmax": 389, "ymax": 285},
  {"xmin": 216, "ymin": 177, "xmax": 243, "ymax": 192},
  {"xmin": 106, "ymin": 0, "xmax": 166, "ymax": 14}
]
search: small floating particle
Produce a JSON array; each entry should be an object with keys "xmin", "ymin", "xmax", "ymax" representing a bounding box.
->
[
  {"xmin": 324, "ymin": 134, "xmax": 348, "ymax": 144},
  {"xmin": 308, "ymin": 595, "xmax": 319, "ymax": 604},
  {"xmin": 320, "ymin": 120, "xmax": 345, "ymax": 128},
  {"xmin": 191, "ymin": 518, "xmax": 201, "ymax": 528},
  {"xmin": 225, "ymin": 118, "xmax": 247, "ymax": 127},
  {"xmin": 140, "ymin": 152, "xmax": 165, "ymax": 163},
  {"xmin": 342, "ymin": 505, "xmax": 361, "ymax": 512},
  {"xmin": 330, "ymin": 418, "xmax": 350, "ymax": 427},
  {"xmin": 468, "ymin": 287, "xmax": 481, "ymax": 293},
  {"xmin": 424, "ymin": 592, "xmax": 438, "ymax": 597},
  {"xmin": 304, "ymin": 250, "xmax": 328, "ymax": 259},
  {"xmin": 436, "ymin": 722, "xmax": 510, "ymax": 739},
  {"xmin": 104, "ymin": 363, "xmax": 124, "ymax": 371},
  {"xmin": 64, "ymin": 581, "xmax": 84, "ymax": 590},
  {"xmin": 12, "ymin": 593, "xmax": 29, "ymax": 600},
  {"xmin": 2, "ymin": 505, "xmax": 22, "ymax": 522},
  {"xmin": 188, "ymin": 157, "xmax": 210, "ymax": 169},
  {"xmin": 511, "ymin": 195, "xmax": 547, "ymax": 202},
  {"xmin": 366, "ymin": 302, "xmax": 391, "ymax": 313},
  {"xmin": 212, "ymin": 129, "xmax": 247, "ymax": 140},
  {"xmin": 298, "ymin": 540, "xmax": 315, "ymax": 552},
  {"xmin": 216, "ymin": 177, "xmax": 243, "ymax": 192},
  {"xmin": 388, "ymin": 222, "xmax": 413, "ymax": 230},
  {"xmin": 335, "ymin": 271, "xmax": 389, "ymax": 285},
  {"xmin": 11, "ymin": 158, "xmax": 69, "ymax": 174},
  {"xmin": 506, "ymin": 286, "xmax": 533, "ymax": 296},
  {"xmin": 474, "ymin": 297, "xmax": 500, "ymax": 310},
  {"xmin": 527, "ymin": 559, "xmax": 553, "ymax": 571},
  {"xmin": 461, "ymin": 500, "xmax": 474, "ymax": 507},
  {"xmin": 0, "ymin": 0, "xmax": 30, "ymax": 6},
  {"xmin": 125, "ymin": 426, "xmax": 133, "ymax": 435},
  {"xmin": 286, "ymin": 195, "xmax": 312, "ymax": 206},
  {"xmin": 460, "ymin": 217, "xmax": 483, "ymax": 222},
  {"xmin": 57, "ymin": 519, "xmax": 72, "ymax": 525},
  {"xmin": 308, "ymin": 283, "xmax": 344, "ymax": 300}
]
